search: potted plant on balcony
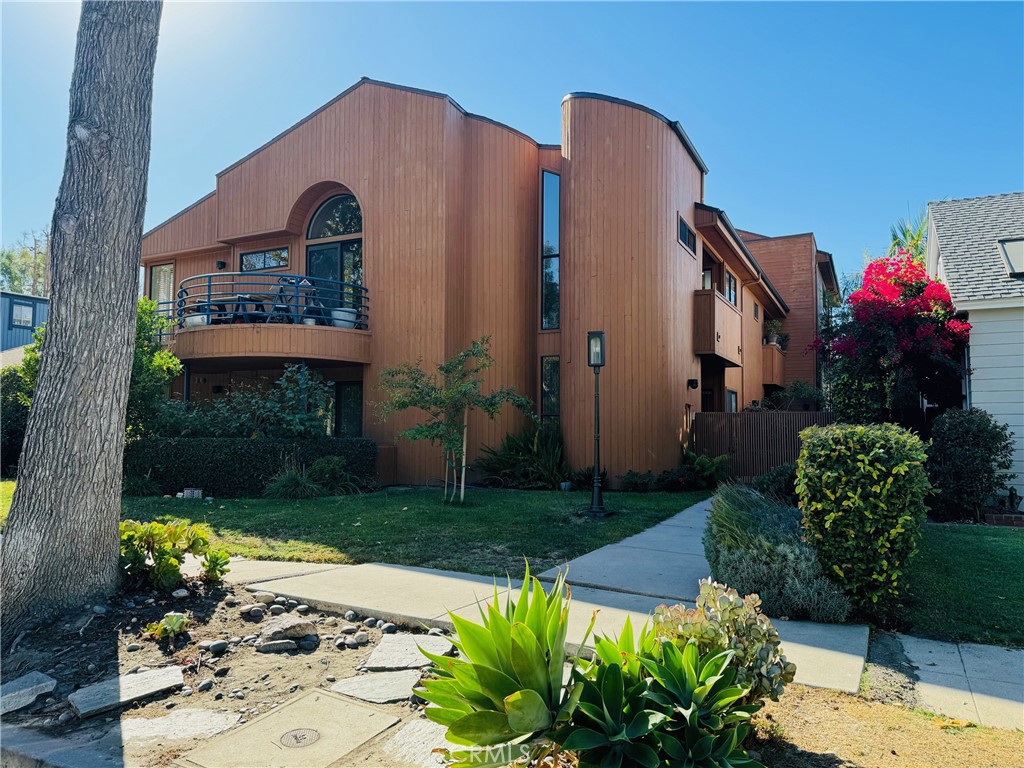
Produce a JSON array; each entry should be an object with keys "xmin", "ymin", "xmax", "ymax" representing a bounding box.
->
[{"xmin": 764, "ymin": 318, "xmax": 782, "ymax": 345}]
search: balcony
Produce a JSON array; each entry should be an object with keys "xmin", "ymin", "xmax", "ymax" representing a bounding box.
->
[
  {"xmin": 156, "ymin": 273, "xmax": 371, "ymax": 364},
  {"xmin": 762, "ymin": 342, "xmax": 785, "ymax": 387},
  {"xmin": 693, "ymin": 289, "xmax": 742, "ymax": 367}
]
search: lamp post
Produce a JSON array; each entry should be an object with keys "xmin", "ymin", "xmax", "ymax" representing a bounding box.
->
[{"xmin": 587, "ymin": 331, "xmax": 607, "ymax": 516}]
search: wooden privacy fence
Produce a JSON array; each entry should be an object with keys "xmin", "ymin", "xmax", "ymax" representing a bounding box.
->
[{"xmin": 690, "ymin": 411, "xmax": 836, "ymax": 480}]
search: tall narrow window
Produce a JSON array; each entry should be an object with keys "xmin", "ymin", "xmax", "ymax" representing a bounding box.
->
[
  {"xmin": 540, "ymin": 356, "xmax": 560, "ymax": 420},
  {"xmin": 150, "ymin": 264, "xmax": 175, "ymax": 306},
  {"xmin": 725, "ymin": 271, "xmax": 738, "ymax": 306},
  {"xmin": 541, "ymin": 171, "xmax": 560, "ymax": 330},
  {"xmin": 334, "ymin": 381, "xmax": 363, "ymax": 437},
  {"xmin": 726, "ymin": 389, "xmax": 738, "ymax": 413},
  {"xmin": 679, "ymin": 218, "xmax": 697, "ymax": 253}
]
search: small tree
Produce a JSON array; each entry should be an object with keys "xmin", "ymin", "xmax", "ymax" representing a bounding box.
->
[{"xmin": 378, "ymin": 337, "xmax": 532, "ymax": 502}]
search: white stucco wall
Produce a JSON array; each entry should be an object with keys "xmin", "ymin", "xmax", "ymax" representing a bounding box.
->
[{"xmin": 966, "ymin": 305, "xmax": 1024, "ymax": 495}]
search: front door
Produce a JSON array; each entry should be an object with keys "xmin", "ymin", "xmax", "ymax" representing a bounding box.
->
[{"xmin": 307, "ymin": 240, "xmax": 363, "ymax": 308}]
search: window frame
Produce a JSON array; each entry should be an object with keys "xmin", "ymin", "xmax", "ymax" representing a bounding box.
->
[
  {"xmin": 678, "ymin": 216, "xmax": 697, "ymax": 256},
  {"xmin": 10, "ymin": 300, "xmax": 33, "ymax": 329},
  {"xmin": 540, "ymin": 170, "xmax": 561, "ymax": 331},
  {"xmin": 726, "ymin": 389, "xmax": 739, "ymax": 413},
  {"xmin": 540, "ymin": 355, "xmax": 560, "ymax": 420},
  {"xmin": 240, "ymin": 247, "xmax": 290, "ymax": 273},
  {"xmin": 306, "ymin": 194, "xmax": 363, "ymax": 241},
  {"xmin": 724, "ymin": 270, "xmax": 738, "ymax": 306},
  {"xmin": 753, "ymin": 302, "xmax": 760, "ymax": 321}
]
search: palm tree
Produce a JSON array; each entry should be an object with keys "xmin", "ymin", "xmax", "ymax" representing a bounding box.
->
[{"xmin": 887, "ymin": 210, "xmax": 927, "ymax": 262}]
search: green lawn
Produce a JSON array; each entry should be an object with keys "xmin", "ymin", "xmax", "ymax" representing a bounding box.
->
[
  {"xmin": 905, "ymin": 523, "xmax": 1024, "ymax": 647},
  {"xmin": 0, "ymin": 480, "xmax": 14, "ymax": 522},
  {"xmin": 121, "ymin": 488, "xmax": 710, "ymax": 577}
]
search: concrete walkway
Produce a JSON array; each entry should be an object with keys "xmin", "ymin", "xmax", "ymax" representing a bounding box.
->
[{"xmin": 899, "ymin": 634, "xmax": 1024, "ymax": 730}]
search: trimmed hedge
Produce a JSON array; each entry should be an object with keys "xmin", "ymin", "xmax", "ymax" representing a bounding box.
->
[
  {"xmin": 797, "ymin": 423, "xmax": 929, "ymax": 619},
  {"xmin": 124, "ymin": 438, "xmax": 377, "ymax": 498}
]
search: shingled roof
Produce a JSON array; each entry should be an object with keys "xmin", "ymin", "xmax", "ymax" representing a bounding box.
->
[{"xmin": 929, "ymin": 192, "xmax": 1024, "ymax": 303}]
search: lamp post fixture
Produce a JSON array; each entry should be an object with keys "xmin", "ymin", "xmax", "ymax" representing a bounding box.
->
[{"xmin": 587, "ymin": 331, "xmax": 607, "ymax": 516}]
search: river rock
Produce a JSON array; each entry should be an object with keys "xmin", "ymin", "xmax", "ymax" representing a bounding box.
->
[
  {"xmin": 380, "ymin": 622, "xmax": 398, "ymax": 634},
  {"xmin": 259, "ymin": 614, "xmax": 317, "ymax": 642},
  {"xmin": 269, "ymin": 605, "xmax": 286, "ymax": 616},
  {"xmin": 257, "ymin": 640, "xmax": 296, "ymax": 654},
  {"xmin": 208, "ymin": 640, "xmax": 229, "ymax": 655},
  {"xmin": 171, "ymin": 589, "xmax": 189, "ymax": 599},
  {"xmin": 198, "ymin": 679, "xmax": 215, "ymax": 692},
  {"xmin": 251, "ymin": 592, "xmax": 276, "ymax": 604}
]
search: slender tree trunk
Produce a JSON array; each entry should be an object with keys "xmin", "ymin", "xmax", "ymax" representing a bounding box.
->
[
  {"xmin": 459, "ymin": 408, "xmax": 469, "ymax": 503},
  {"xmin": 0, "ymin": 0, "xmax": 162, "ymax": 645}
]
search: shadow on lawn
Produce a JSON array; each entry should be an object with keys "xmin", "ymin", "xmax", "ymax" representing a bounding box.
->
[{"xmin": 755, "ymin": 741, "xmax": 861, "ymax": 767}]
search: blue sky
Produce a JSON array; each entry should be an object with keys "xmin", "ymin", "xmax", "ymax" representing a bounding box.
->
[{"xmin": 3, "ymin": 1, "xmax": 1022, "ymax": 279}]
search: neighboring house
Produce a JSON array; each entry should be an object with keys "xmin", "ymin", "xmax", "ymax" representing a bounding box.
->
[
  {"xmin": 1, "ymin": 291, "xmax": 48, "ymax": 366},
  {"xmin": 926, "ymin": 192, "xmax": 1024, "ymax": 496},
  {"xmin": 141, "ymin": 78, "xmax": 829, "ymax": 485},
  {"xmin": 737, "ymin": 230, "xmax": 841, "ymax": 392}
]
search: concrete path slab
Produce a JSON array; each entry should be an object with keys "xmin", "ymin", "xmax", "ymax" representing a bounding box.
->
[
  {"xmin": 0, "ymin": 723, "xmax": 122, "ymax": 768},
  {"xmin": 655, "ymin": 498, "xmax": 712, "ymax": 528},
  {"xmin": 182, "ymin": 555, "xmax": 348, "ymax": 584},
  {"xmin": 898, "ymin": 633, "xmax": 1024, "ymax": 730},
  {"xmin": 774, "ymin": 621, "xmax": 869, "ymax": 694},
  {"xmin": 175, "ymin": 689, "xmax": 398, "ymax": 768},
  {"xmin": 248, "ymin": 563, "xmax": 508, "ymax": 627},
  {"xmin": 614, "ymin": 523, "xmax": 707, "ymax": 556},
  {"xmin": 364, "ymin": 634, "xmax": 455, "ymax": 671},
  {"xmin": 540, "ymin": 546, "xmax": 709, "ymax": 602}
]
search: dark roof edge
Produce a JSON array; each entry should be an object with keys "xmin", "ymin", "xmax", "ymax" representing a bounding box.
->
[
  {"xmin": 0, "ymin": 290, "xmax": 49, "ymax": 301},
  {"xmin": 742, "ymin": 230, "xmax": 816, "ymax": 244},
  {"xmin": 816, "ymin": 249, "xmax": 841, "ymax": 293},
  {"xmin": 142, "ymin": 191, "xmax": 216, "ymax": 239},
  {"xmin": 696, "ymin": 203, "xmax": 790, "ymax": 313},
  {"xmin": 562, "ymin": 92, "xmax": 709, "ymax": 175},
  {"xmin": 217, "ymin": 77, "xmax": 543, "ymax": 178}
]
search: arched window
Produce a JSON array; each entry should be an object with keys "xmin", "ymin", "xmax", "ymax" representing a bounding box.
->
[{"xmin": 307, "ymin": 194, "xmax": 362, "ymax": 239}]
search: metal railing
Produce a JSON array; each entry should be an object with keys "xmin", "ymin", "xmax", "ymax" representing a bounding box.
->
[{"xmin": 159, "ymin": 273, "xmax": 369, "ymax": 336}]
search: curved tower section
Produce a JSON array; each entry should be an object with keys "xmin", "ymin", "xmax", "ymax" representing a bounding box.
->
[{"xmin": 560, "ymin": 94, "xmax": 705, "ymax": 479}]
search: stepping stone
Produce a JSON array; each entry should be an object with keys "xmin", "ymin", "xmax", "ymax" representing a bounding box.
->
[
  {"xmin": 69, "ymin": 666, "xmax": 183, "ymax": 718},
  {"xmin": 257, "ymin": 640, "xmax": 297, "ymax": 653},
  {"xmin": 330, "ymin": 670, "xmax": 421, "ymax": 704},
  {"xmin": 378, "ymin": 718, "xmax": 460, "ymax": 768},
  {"xmin": 1, "ymin": 671, "xmax": 57, "ymax": 715},
  {"xmin": 177, "ymin": 689, "xmax": 398, "ymax": 768},
  {"xmin": 364, "ymin": 634, "xmax": 454, "ymax": 671}
]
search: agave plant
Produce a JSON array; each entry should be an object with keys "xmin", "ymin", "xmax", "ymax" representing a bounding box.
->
[
  {"xmin": 559, "ymin": 661, "xmax": 667, "ymax": 768},
  {"xmin": 415, "ymin": 564, "xmax": 594, "ymax": 767}
]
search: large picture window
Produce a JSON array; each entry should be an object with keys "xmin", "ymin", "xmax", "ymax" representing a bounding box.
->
[
  {"xmin": 241, "ymin": 248, "xmax": 289, "ymax": 272},
  {"xmin": 541, "ymin": 356, "xmax": 560, "ymax": 420},
  {"xmin": 541, "ymin": 171, "xmax": 560, "ymax": 330}
]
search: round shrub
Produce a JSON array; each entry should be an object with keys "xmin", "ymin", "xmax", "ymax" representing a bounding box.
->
[
  {"xmin": 797, "ymin": 423, "xmax": 930, "ymax": 619},
  {"xmin": 307, "ymin": 455, "xmax": 360, "ymax": 495},
  {"xmin": 926, "ymin": 408, "xmax": 1016, "ymax": 522},
  {"xmin": 753, "ymin": 462, "xmax": 798, "ymax": 506}
]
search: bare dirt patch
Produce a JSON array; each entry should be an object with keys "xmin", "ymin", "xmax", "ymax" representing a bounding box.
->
[
  {"xmin": 753, "ymin": 684, "xmax": 1024, "ymax": 768},
  {"xmin": 1, "ymin": 581, "xmax": 426, "ymax": 766}
]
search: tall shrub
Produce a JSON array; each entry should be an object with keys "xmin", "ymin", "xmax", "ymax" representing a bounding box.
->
[
  {"xmin": 797, "ymin": 423, "xmax": 930, "ymax": 619},
  {"xmin": 817, "ymin": 255, "xmax": 969, "ymax": 425},
  {"xmin": 927, "ymin": 408, "xmax": 1016, "ymax": 522}
]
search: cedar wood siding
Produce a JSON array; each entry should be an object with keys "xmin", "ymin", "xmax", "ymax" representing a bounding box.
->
[
  {"xmin": 560, "ymin": 95, "xmax": 702, "ymax": 475},
  {"xmin": 141, "ymin": 80, "xmax": 810, "ymax": 485},
  {"xmin": 740, "ymin": 233, "xmax": 820, "ymax": 387}
]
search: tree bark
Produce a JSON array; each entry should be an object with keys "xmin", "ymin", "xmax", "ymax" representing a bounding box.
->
[
  {"xmin": 1, "ymin": 0, "xmax": 162, "ymax": 645},
  {"xmin": 459, "ymin": 408, "xmax": 469, "ymax": 503}
]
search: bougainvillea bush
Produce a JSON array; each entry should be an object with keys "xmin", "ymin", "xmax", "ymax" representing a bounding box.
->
[{"xmin": 817, "ymin": 253, "xmax": 970, "ymax": 424}]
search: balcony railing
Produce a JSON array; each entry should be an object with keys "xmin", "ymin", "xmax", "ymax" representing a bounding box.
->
[{"xmin": 156, "ymin": 273, "xmax": 369, "ymax": 340}]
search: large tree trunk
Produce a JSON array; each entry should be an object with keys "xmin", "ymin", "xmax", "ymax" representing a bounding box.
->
[{"xmin": 1, "ymin": 0, "xmax": 162, "ymax": 644}]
